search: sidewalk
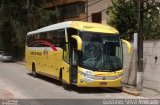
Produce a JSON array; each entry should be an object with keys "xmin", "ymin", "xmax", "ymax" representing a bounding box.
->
[
  {"xmin": 15, "ymin": 61, "xmax": 25, "ymax": 65},
  {"xmin": 122, "ymin": 85, "xmax": 160, "ymax": 98}
]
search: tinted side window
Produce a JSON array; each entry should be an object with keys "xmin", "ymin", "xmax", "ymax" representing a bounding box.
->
[
  {"xmin": 49, "ymin": 29, "xmax": 65, "ymax": 48},
  {"xmin": 27, "ymin": 29, "xmax": 66, "ymax": 48},
  {"xmin": 27, "ymin": 33, "xmax": 47, "ymax": 47}
]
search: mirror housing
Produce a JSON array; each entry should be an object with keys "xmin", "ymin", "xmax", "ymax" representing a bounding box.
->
[
  {"xmin": 121, "ymin": 39, "xmax": 132, "ymax": 54},
  {"xmin": 71, "ymin": 35, "xmax": 82, "ymax": 51}
]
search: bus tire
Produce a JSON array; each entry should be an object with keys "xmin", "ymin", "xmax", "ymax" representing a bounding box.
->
[
  {"xmin": 116, "ymin": 86, "xmax": 123, "ymax": 92},
  {"xmin": 32, "ymin": 63, "xmax": 37, "ymax": 78},
  {"xmin": 62, "ymin": 82, "xmax": 71, "ymax": 90}
]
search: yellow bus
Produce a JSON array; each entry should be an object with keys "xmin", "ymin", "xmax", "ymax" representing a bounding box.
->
[{"xmin": 25, "ymin": 21, "xmax": 131, "ymax": 89}]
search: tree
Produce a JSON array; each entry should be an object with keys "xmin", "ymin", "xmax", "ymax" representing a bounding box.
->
[
  {"xmin": 0, "ymin": 0, "xmax": 57, "ymax": 58},
  {"xmin": 0, "ymin": 0, "xmax": 15, "ymax": 51},
  {"xmin": 106, "ymin": 0, "xmax": 160, "ymax": 40},
  {"xmin": 27, "ymin": 0, "xmax": 57, "ymax": 30},
  {"xmin": 143, "ymin": 1, "xmax": 160, "ymax": 39}
]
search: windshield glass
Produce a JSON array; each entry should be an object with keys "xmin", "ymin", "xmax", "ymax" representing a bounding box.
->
[{"xmin": 79, "ymin": 32, "xmax": 123, "ymax": 72}]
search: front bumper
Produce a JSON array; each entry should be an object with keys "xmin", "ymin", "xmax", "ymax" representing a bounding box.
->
[
  {"xmin": 77, "ymin": 77, "xmax": 122, "ymax": 87},
  {"xmin": 76, "ymin": 68, "xmax": 123, "ymax": 87}
]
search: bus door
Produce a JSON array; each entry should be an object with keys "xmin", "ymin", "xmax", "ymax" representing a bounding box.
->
[
  {"xmin": 69, "ymin": 37, "xmax": 79, "ymax": 84},
  {"xmin": 61, "ymin": 28, "xmax": 80, "ymax": 84},
  {"xmin": 61, "ymin": 41, "xmax": 78, "ymax": 84}
]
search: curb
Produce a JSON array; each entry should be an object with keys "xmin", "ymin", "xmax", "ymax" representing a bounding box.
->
[
  {"xmin": 123, "ymin": 88, "xmax": 141, "ymax": 96},
  {"xmin": 15, "ymin": 62, "xmax": 25, "ymax": 66},
  {"xmin": 122, "ymin": 85, "xmax": 141, "ymax": 96}
]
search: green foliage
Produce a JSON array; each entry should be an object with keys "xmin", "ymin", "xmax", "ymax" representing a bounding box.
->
[
  {"xmin": 0, "ymin": 0, "xmax": 57, "ymax": 57},
  {"xmin": 27, "ymin": 0, "xmax": 57, "ymax": 30},
  {"xmin": 107, "ymin": 0, "xmax": 160, "ymax": 40},
  {"xmin": 40, "ymin": 10, "xmax": 58, "ymax": 27},
  {"xmin": 143, "ymin": 1, "xmax": 160, "ymax": 40}
]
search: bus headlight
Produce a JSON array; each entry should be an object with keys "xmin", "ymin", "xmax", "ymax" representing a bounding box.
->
[{"xmin": 79, "ymin": 69, "xmax": 94, "ymax": 78}]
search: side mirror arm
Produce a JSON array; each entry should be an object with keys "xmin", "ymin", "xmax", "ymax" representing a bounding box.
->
[
  {"xmin": 121, "ymin": 39, "xmax": 132, "ymax": 54},
  {"xmin": 71, "ymin": 35, "xmax": 82, "ymax": 51}
]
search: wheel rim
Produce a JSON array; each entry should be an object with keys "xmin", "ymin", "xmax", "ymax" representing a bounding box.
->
[{"xmin": 32, "ymin": 70, "xmax": 36, "ymax": 76}]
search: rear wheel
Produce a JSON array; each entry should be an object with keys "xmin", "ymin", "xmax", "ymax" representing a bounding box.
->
[{"xmin": 32, "ymin": 63, "xmax": 37, "ymax": 77}]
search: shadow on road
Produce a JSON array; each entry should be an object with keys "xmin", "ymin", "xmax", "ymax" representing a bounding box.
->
[
  {"xmin": 28, "ymin": 73, "xmax": 122, "ymax": 94},
  {"xmin": 71, "ymin": 86, "xmax": 122, "ymax": 94},
  {"xmin": 28, "ymin": 73, "xmax": 62, "ymax": 86}
]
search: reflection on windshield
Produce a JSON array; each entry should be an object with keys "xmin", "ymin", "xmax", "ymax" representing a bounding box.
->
[{"xmin": 79, "ymin": 32, "xmax": 123, "ymax": 71}]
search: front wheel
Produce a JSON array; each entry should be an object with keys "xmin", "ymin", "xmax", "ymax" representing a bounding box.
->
[
  {"xmin": 62, "ymin": 82, "xmax": 72, "ymax": 90},
  {"xmin": 115, "ymin": 87, "xmax": 123, "ymax": 92},
  {"xmin": 61, "ymin": 74, "xmax": 72, "ymax": 90}
]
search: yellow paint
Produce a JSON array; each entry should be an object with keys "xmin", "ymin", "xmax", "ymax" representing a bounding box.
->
[
  {"xmin": 122, "ymin": 39, "xmax": 132, "ymax": 54},
  {"xmin": 71, "ymin": 35, "xmax": 82, "ymax": 50},
  {"xmin": 25, "ymin": 21, "xmax": 130, "ymax": 88},
  {"xmin": 70, "ymin": 21, "xmax": 119, "ymax": 34},
  {"xmin": 77, "ymin": 67, "xmax": 123, "ymax": 87},
  {"xmin": 62, "ymin": 61, "xmax": 70, "ymax": 84},
  {"xmin": 77, "ymin": 78, "xmax": 122, "ymax": 87},
  {"xmin": 25, "ymin": 47, "xmax": 63, "ymax": 81}
]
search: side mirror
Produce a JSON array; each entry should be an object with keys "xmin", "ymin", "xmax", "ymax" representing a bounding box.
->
[
  {"xmin": 71, "ymin": 35, "xmax": 82, "ymax": 51},
  {"xmin": 121, "ymin": 39, "xmax": 132, "ymax": 54}
]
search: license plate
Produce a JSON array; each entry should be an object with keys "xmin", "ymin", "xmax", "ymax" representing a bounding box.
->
[{"xmin": 99, "ymin": 82, "xmax": 107, "ymax": 85}]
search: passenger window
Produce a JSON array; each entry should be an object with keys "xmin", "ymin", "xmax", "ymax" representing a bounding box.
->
[{"xmin": 56, "ymin": 29, "xmax": 65, "ymax": 48}]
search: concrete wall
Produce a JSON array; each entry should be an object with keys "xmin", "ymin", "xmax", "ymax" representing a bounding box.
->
[
  {"xmin": 87, "ymin": 0, "xmax": 111, "ymax": 24},
  {"xmin": 123, "ymin": 40, "xmax": 160, "ymax": 92}
]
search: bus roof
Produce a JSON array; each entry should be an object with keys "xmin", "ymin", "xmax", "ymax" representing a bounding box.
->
[{"xmin": 27, "ymin": 21, "xmax": 119, "ymax": 35}]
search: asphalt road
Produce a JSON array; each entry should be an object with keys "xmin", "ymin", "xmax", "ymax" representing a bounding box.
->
[{"xmin": 0, "ymin": 62, "xmax": 146, "ymax": 104}]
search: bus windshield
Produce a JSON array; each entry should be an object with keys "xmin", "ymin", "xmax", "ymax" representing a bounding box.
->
[{"xmin": 79, "ymin": 32, "xmax": 123, "ymax": 72}]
